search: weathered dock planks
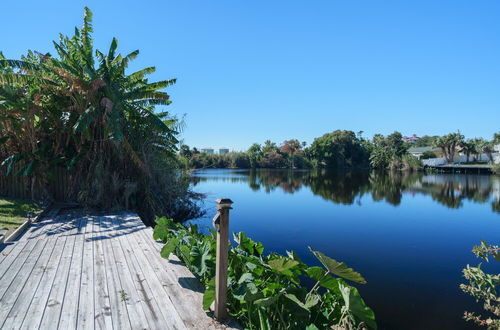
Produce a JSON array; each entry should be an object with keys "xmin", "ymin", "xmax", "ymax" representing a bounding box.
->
[{"xmin": 0, "ymin": 212, "xmax": 236, "ymax": 330}]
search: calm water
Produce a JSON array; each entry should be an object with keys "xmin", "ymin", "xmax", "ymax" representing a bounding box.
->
[{"xmin": 189, "ymin": 169, "xmax": 500, "ymax": 330}]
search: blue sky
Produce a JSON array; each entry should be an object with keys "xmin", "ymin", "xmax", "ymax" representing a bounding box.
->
[{"xmin": 1, "ymin": 1, "xmax": 499, "ymax": 151}]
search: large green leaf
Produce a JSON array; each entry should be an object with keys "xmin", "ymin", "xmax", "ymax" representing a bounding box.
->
[
  {"xmin": 268, "ymin": 258, "xmax": 299, "ymax": 273},
  {"xmin": 202, "ymin": 277, "xmax": 215, "ymax": 310},
  {"xmin": 152, "ymin": 217, "xmax": 174, "ymax": 242},
  {"xmin": 306, "ymin": 266, "xmax": 341, "ymax": 292},
  {"xmin": 339, "ymin": 283, "xmax": 377, "ymax": 329},
  {"xmin": 190, "ymin": 240, "xmax": 212, "ymax": 276},
  {"xmin": 304, "ymin": 294, "xmax": 320, "ymax": 309},
  {"xmin": 233, "ymin": 281, "xmax": 261, "ymax": 302},
  {"xmin": 160, "ymin": 237, "xmax": 179, "ymax": 259},
  {"xmin": 233, "ymin": 232, "xmax": 264, "ymax": 256},
  {"xmin": 309, "ymin": 247, "xmax": 367, "ymax": 284}
]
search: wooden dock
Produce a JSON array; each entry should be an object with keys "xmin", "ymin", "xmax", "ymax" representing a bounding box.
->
[
  {"xmin": 0, "ymin": 212, "xmax": 235, "ymax": 329},
  {"xmin": 425, "ymin": 164, "xmax": 493, "ymax": 174}
]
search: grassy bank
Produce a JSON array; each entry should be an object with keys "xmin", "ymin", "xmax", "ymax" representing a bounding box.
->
[{"xmin": 0, "ymin": 198, "xmax": 41, "ymax": 238}]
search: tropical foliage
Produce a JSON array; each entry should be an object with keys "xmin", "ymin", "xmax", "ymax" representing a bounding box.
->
[
  {"xmin": 433, "ymin": 132, "xmax": 464, "ymax": 163},
  {"xmin": 153, "ymin": 217, "xmax": 376, "ymax": 329},
  {"xmin": 460, "ymin": 241, "xmax": 499, "ymax": 329},
  {"xmin": 183, "ymin": 130, "xmax": 500, "ymax": 170},
  {"xmin": 309, "ymin": 130, "xmax": 369, "ymax": 169},
  {"xmin": 183, "ymin": 141, "xmax": 310, "ymax": 170},
  {"xmin": 368, "ymin": 132, "xmax": 419, "ymax": 171},
  {"xmin": 0, "ymin": 8, "xmax": 201, "ymax": 224}
]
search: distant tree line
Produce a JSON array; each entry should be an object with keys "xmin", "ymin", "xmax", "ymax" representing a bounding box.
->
[{"xmin": 180, "ymin": 130, "xmax": 500, "ymax": 171}]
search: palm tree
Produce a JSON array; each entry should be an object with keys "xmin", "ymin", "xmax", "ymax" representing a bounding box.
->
[
  {"xmin": 433, "ymin": 132, "xmax": 464, "ymax": 163},
  {"xmin": 460, "ymin": 140, "xmax": 477, "ymax": 163}
]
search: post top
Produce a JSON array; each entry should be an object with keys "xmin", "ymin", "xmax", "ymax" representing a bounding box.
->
[{"xmin": 215, "ymin": 198, "xmax": 233, "ymax": 207}]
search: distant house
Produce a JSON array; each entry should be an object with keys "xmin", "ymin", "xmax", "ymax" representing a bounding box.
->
[
  {"xmin": 403, "ymin": 134, "xmax": 420, "ymax": 143},
  {"xmin": 201, "ymin": 148, "xmax": 214, "ymax": 154},
  {"xmin": 219, "ymin": 148, "xmax": 229, "ymax": 154},
  {"xmin": 408, "ymin": 146, "xmax": 436, "ymax": 159}
]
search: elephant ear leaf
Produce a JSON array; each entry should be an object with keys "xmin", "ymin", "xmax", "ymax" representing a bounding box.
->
[
  {"xmin": 202, "ymin": 277, "xmax": 215, "ymax": 310},
  {"xmin": 160, "ymin": 237, "xmax": 179, "ymax": 259},
  {"xmin": 309, "ymin": 247, "xmax": 367, "ymax": 284},
  {"xmin": 268, "ymin": 258, "xmax": 299, "ymax": 272}
]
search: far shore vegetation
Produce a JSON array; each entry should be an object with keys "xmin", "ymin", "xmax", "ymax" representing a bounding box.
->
[{"xmin": 180, "ymin": 131, "xmax": 500, "ymax": 171}]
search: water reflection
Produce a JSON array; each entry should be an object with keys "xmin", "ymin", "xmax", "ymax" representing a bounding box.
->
[{"xmin": 191, "ymin": 169, "xmax": 500, "ymax": 213}]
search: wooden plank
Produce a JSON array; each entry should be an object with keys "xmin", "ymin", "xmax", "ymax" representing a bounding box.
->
[
  {"xmin": 93, "ymin": 216, "xmax": 113, "ymax": 330},
  {"xmin": 20, "ymin": 234, "xmax": 69, "ymax": 329},
  {"xmin": 125, "ymin": 227, "xmax": 187, "ymax": 330},
  {"xmin": 2, "ymin": 236, "xmax": 61, "ymax": 328},
  {"xmin": 117, "ymin": 218, "xmax": 186, "ymax": 330},
  {"xmin": 57, "ymin": 216, "xmax": 88, "ymax": 330},
  {"xmin": 135, "ymin": 227, "xmax": 217, "ymax": 329},
  {"xmin": 100, "ymin": 216, "xmax": 132, "ymax": 330},
  {"xmin": 107, "ymin": 215, "xmax": 150, "ymax": 330},
  {"xmin": 142, "ymin": 227, "xmax": 239, "ymax": 330},
  {"xmin": 113, "ymin": 217, "xmax": 168, "ymax": 330},
  {"xmin": 0, "ymin": 236, "xmax": 54, "ymax": 327},
  {"xmin": 0, "ymin": 238, "xmax": 40, "ymax": 296},
  {"xmin": 141, "ymin": 227, "xmax": 205, "ymax": 292},
  {"xmin": 38, "ymin": 216, "xmax": 84, "ymax": 329},
  {"xmin": 77, "ymin": 216, "xmax": 95, "ymax": 330},
  {"xmin": 19, "ymin": 215, "xmax": 61, "ymax": 242},
  {"xmin": 0, "ymin": 239, "xmax": 30, "ymax": 273}
]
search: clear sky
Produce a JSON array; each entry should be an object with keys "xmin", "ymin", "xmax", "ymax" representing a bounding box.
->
[{"xmin": 1, "ymin": 1, "xmax": 499, "ymax": 151}]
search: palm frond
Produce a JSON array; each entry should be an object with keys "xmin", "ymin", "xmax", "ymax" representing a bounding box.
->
[{"xmin": 0, "ymin": 59, "xmax": 38, "ymax": 71}]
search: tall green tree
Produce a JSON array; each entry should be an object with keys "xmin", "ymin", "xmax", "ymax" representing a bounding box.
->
[
  {"xmin": 369, "ymin": 132, "xmax": 416, "ymax": 170},
  {"xmin": 309, "ymin": 130, "xmax": 369, "ymax": 168},
  {"xmin": 247, "ymin": 143, "xmax": 263, "ymax": 168},
  {"xmin": 0, "ymin": 7, "xmax": 199, "ymax": 224},
  {"xmin": 280, "ymin": 139, "xmax": 304, "ymax": 168}
]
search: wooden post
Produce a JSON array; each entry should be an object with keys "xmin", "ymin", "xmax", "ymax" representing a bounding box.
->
[{"xmin": 213, "ymin": 198, "xmax": 233, "ymax": 320}]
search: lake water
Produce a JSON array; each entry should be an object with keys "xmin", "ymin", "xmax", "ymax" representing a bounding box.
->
[{"xmin": 189, "ymin": 169, "xmax": 500, "ymax": 330}]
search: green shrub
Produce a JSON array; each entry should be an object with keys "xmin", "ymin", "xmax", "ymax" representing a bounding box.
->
[
  {"xmin": 460, "ymin": 241, "xmax": 499, "ymax": 329},
  {"xmin": 153, "ymin": 217, "xmax": 376, "ymax": 329}
]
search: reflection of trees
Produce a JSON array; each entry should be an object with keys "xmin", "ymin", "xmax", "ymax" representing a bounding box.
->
[
  {"xmin": 369, "ymin": 171, "xmax": 421, "ymax": 206},
  {"xmin": 492, "ymin": 200, "xmax": 500, "ymax": 214},
  {"xmin": 190, "ymin": 169, "xmax": 498, "ymax": 210},
  {"xmin": 304, "ymin": 170, "xmax": 370, "ymax": 204},
  {"xmin": 429, "ymin": 181, "xmax": 463, "ymax": 209},
  {"xmin": 419, "ymin": 175, "xmax": 494, "ymax": 209},
  {"xmin": 250, "ymin": 169, "xmax": 306, "ymax": 194}
]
